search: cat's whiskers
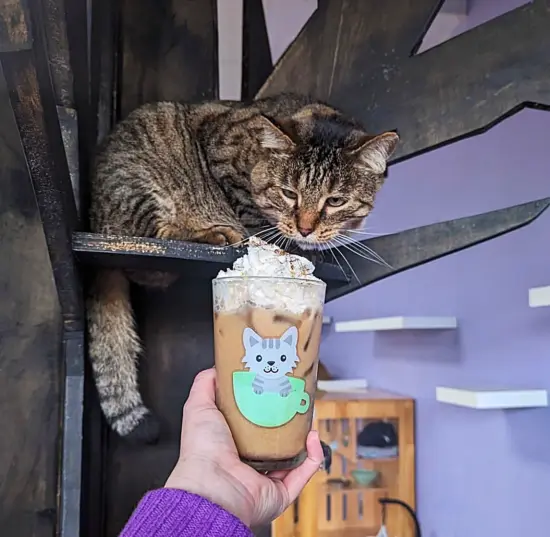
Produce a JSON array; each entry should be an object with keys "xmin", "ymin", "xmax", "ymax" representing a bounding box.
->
[
  {"xmin": 227, "ymin": 226, "xmax": 279, "ymax": 247},
  {"xmin": 307, "ymin": 237, "xmax": 348, "ymax": 281},
  {"xmin": 331, "ymin": 235, "xmax": 390, "ymax": 270},
  {"xmin": 226, "ymin": 236, "xmax": 249, "ymax": 248},
  {"xmin": 262, "ymin": 229, "xmax": 282, "ymax": 243},
  {"xmin": 332, "ymin": 235, "xmax": 382, "ymax": 266},
  {"xmin": 274, "ymin": 235, "xmax": 285, "ymax": 249},
  {"xmin": 282, "ymin": 236, "xmax": 293, "ymax": 252},
  {"xmin": 254, "ymin": 226, "xmax": 279, "ymax": 237},
  {"xmin": 335, "ymin": 233, "xmax": 392, "ymax": 269},
  {"xmin": 344, "ymin": 228, "xmax": 385, "ymax": 237},
  {"xmin": 350, "ymin": 241, "xmax": 393, "ymax": 270},
  {"xmin": 326, "ymin": 239, "xmax": 359, "ymax": 282}
]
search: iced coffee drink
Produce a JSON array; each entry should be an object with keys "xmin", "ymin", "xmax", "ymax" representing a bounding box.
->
[{"xmin": 213, "ymin": 238, "xmax": 326, "ymax": 471}]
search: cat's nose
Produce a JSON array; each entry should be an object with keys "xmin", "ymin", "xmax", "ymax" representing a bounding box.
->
[
  {"xmin": 267, "ymin": 360, "xmax": 275, "ymax": 366},
  {"xmin": 298, "ymin": 226, "xmax": 314, "ymax": 237}
]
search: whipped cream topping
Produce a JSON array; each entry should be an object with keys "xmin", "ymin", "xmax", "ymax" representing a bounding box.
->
[
  {"xmin": 214, "ymin": 237, "xmax": 325, "ymax": 313},
  {"xmin": 217, "ymin": 237, "xmax": 320, "ymax": 280}
]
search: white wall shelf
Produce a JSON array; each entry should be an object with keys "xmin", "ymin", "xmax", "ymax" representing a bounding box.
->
[
  {"xmin": 529, "ymin": 286, "xmax": 550, "ymax": 308},
  {"xmin": 436, "ymin": 387, "xmax": 548, "ymax": 410},
  {"xmin": 334, "ymin": 316, "xmax": 457, "ymax": 333},
  {"xmin": 317, "ymin": 379, "xmax": 368, "ymax": 392},
  {"xmin": 322, "ymin": 316, "xmax": 332, "ymax": 325}
]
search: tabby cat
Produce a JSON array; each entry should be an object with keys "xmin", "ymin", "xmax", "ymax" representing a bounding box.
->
[{"xmin": 88, "ymin": 93, "xmax": 398, "ymax": 442}]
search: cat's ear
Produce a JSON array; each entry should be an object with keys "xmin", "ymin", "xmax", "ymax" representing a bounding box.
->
[
  {"xmin": 347, "ymin": 132, "xmax": 399, "ymax": 174},
  {"xmin": 257, "ymin": 115, "xmax": 296, "ymax": 152},
  {"xmin": 243, "ymin": 327, "xmax": 261, "ymax": 351},
  {"xmin": 281, "ymin": 326, "xmax": 298, "ymax": 348}
]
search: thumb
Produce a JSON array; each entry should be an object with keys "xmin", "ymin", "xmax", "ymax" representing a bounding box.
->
[
  {"xmin": 281, "ymin": 430, "xmax": 324, "ymax": 502},
  {"xmin": 185, "ymin": 367, "xmax": 217, "ymax": 410}
]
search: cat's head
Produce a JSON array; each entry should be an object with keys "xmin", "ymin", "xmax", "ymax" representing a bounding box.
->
[
  {"xmin": 250, "ymin": 105, "xmax": 398, "ymax": 249},
  {"xmin": 242, "ymin": 326, "xmax": 298, "ymax": 379}
]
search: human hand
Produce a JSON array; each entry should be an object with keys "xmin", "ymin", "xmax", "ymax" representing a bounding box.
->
[{"xmin": 165, "ymin": 368, "xmax": 324, "ymax": 527}]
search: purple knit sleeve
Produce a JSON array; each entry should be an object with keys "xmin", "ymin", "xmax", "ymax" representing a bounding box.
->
[{"xmin": 119, "ymin": 488, "xmax": 253, "ymax": 537}]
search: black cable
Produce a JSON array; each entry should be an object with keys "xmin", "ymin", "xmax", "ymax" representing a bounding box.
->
[{"xmin": 378, "ymin": 497, "xmax": 421, "ymax": 537}]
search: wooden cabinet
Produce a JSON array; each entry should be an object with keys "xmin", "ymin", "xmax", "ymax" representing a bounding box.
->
[{"xmin": 272, "ymin": 389, "xmax": 415, "ymax": 537}]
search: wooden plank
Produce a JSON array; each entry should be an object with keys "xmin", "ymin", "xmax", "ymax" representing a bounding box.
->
[
  {"xmin": 43, "ymin": 0, "xmax": 74, "ymax": 108},
  {"xmin": 271, "ymin": 504, "xmax": 295, "ymax": 537},
  {"xmin": 241, "ymin": 0, "xmax": 273, "ymax": 99},
  {"xmin": 391, "ymin": 401, "xmax": 416, "ymax": 537},
  {"xmin": 72, "ymin": 232, "xmax": 350, "ymax": 284},
  {"xmin": 0, "ymin": 51, "xmax": 82, "ymax": 329},
  {"xmin": 118, "ymin": 0, "xmax": 218, "ymax": 118},
  {"xmin": 0, "ymin": 3, "xmax": 87, "ymax": 537},
  {"xmin": 346, "ymin": 490, "xmax": 360, "ymax": 526},
  {"xmin": 257, "ymin": 0, "xmax": 550, "ymax": 161},
  {"xmin": 42, "ymin": 0, "xmax": 91, "ymax": 214},
  {"xmin": 62, "ymin": 0, "xmax": 92, "ymax": 215},
  {"xmin": 439, "ymin": 0, "xmax": 468, "ymax": 15},
  {"xmin": 257, "ymin": 0, "xmax": 442, "ymax": 102},
  {"xmin": 0, "ymin": 68, "xmax": 62, "ymax": 537},
  {"xmin": 90, "ymin": 0, "xmax": 118, "ymax": 143},
  {"xmin": 0, "ymin": 0, "xmax": 31, "ymax": 51}
]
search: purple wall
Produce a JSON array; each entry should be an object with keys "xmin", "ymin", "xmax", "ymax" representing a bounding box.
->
[
  {"xmin": 321, "ymin": 3, "xmax": 550, "ymax": 534},
  {"xmin": 256, "ymin": 0, "xmax": 547, "ymax": 534},
  {"xmin": 322, "ymin": 108, "xmax": 550, "ymax": 536}
]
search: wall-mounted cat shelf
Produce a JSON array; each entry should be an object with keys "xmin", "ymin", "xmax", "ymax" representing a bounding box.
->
[
  {"xmin": 436, "ymin": 387, "xmax": 548, "ymax": 410},
  {"xmin": 72, "ymin": 232, "xmax": 349, "ymax": 287},
  {"xmin": 334, "ymin": 316, "xmax": 457, "ymax": 332},
  {"xmin": 72, "ymin": 198, "xmax": 550, "ymax": 303},
  {"xmin": 529, "ymin": 285, "xmax": 550, "ymax": 308}
]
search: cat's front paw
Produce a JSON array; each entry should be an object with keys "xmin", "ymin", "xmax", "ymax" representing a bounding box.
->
[
  {"xmin": 203, "ymin": 226, "xmax": 246, "ymax": 247},
  {"xmin": 279, "ymin": 388, "xmax": 291, "ymax": 397},
  {"xmin": 253, "ymin": 386, "xmax": 264, "ymax": 395}
]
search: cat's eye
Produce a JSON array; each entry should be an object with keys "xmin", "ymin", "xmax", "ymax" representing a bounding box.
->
[
  {"xmin": 326, "ymin": 196, "xmax": 346, "ymax": 207},
  {"xmin": 280, "ymin": 355, "xmax": 287, "ymax": 362},
  {"xmin": 281, "ymin": 188, "xmax": 298, "ymax": 200},
  {"xmin": 256, "ymin": 355, "xmax": 262, "ymax": 362}
]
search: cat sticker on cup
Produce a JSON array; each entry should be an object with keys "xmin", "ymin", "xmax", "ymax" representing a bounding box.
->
[{"xmin": 232, "ymin": 326, "xmax": 310, "ymax": 428}]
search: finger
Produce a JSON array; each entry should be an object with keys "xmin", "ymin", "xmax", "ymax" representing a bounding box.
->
[
  {"xmin": 267, "ymin": 470, "xmax": 290, "ymax": 481},
  {"xmin": 281, "ymin": 431, "xmax": 324, "ymax": 502},
  {"xmin": 185, "ymin": 367, "xmax": 217, "ymax": 410}
]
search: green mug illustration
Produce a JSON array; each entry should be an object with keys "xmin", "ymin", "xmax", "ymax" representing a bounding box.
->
[{"xmin": 233, "ymin": 326, "xmax": 310, "ymax": 428}]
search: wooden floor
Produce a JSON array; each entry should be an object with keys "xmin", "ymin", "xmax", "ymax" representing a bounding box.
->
[{"xmin": 0, "ymin": 74, "xmax": 62, "ymax": 537}]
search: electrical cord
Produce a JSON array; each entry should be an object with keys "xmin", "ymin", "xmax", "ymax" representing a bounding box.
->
[{"xmin": 378, "ymin": 497, "xmax": 421, "ymax": 537}]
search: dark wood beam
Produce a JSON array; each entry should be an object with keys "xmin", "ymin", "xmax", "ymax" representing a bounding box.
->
[
  {"xmin": 118, "ymin": 0, "xmax": 218, "ymax": 118},
  {"xmin": 241, "ymin": 0, "xmax": 273, "ymax": 100},
  {"xmin": 0, "ymin": 50, "xmax": 63, "ymax": 537},
  {"xmin": 90, "ymin": 0, "xmax": 118, "ymax": 144},
  {"xmin": 0, "ymin": 1, "xmax": 82, "ymax": 329},
  {"xmin": 327, "ymin": 197, "xmax": 550, "ymax": 301},
  {"xmin": 43, "ymin": 0, "xmax": 92, "ymax": 216},
  {"xmin": 440, "ymin": 0, "xmax": 468, "ymax": 15},
  {"xmin": 257, "ymin": 0, "xmax": 550, "ymax": 161},
  {"xmin": 71, "ymin": 232, "xmax": 349, "ymax": 285},
  {"xmin": 0, "ymin": 3, "xmax": 86, "ymax": 537}
]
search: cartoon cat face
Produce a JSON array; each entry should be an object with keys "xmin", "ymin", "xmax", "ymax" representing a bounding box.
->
[{"xmin": 242, "ymin": 326, "xmax": 299, "ymax": 379}]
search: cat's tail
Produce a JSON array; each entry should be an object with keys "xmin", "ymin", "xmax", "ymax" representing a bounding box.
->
[{"xmin": 87, "ymin": 268, "xmax": 160, "ymax": 443}]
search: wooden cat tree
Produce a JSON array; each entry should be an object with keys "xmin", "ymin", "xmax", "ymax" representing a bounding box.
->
[{"xmin": 0, "ymin": 1, "xmax": 549, "ymax": 537}]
